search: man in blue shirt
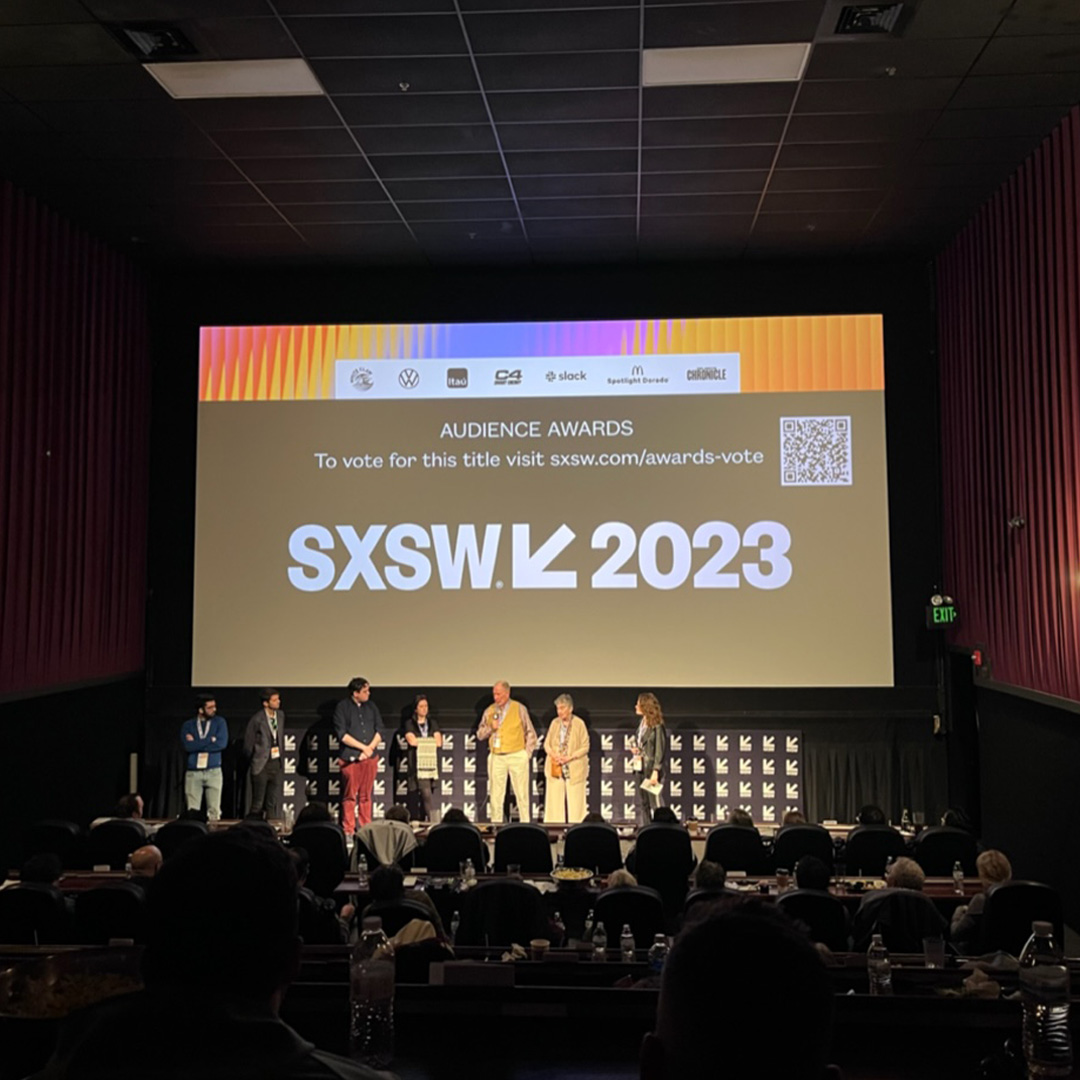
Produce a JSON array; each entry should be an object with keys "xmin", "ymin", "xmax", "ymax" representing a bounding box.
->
[
  {"xmin": 333, "ymin": 677, "xmax": 385, "ymax": 835},
  {"xmin": 181, "ymin": 694, "xmax": 229, "ymax": 821}
]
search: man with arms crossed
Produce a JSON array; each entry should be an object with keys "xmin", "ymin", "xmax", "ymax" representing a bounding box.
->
[
  {"xmin": 333, "ymin": 677, "xmax": 385, "ymax": 835},
  {"xmin": 477, "ymin": 680, "xmax": 538, "ymax": 823},
  {"xmin": 245, "ymin": 688, "xmax": 285, "ymax": 818},
  {"xmin": 181, "ymin": 694, "xmax": 228, "ymax": 821}
]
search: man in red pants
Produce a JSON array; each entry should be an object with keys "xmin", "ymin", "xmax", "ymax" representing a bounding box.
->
[{"xmin": 332, "ymin": 677, "xmax": 385, "ymax": 835}]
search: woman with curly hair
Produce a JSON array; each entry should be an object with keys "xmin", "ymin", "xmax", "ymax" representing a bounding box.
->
[{"xmin": 632, "ymin": 691, "xmax": 668, "ymax": 826}]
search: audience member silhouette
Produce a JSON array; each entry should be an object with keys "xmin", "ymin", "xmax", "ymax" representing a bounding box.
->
[{"xmin": 32, "ymin": 829, "xmax": 392, "ymax": 1080}]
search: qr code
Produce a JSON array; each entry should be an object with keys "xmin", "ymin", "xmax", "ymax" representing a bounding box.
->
[{"xmin": 780, "ymin": 416, "xmax": 852, "ymax": 486}]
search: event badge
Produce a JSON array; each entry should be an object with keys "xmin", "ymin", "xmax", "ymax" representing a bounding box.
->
[
  {"xmin": 197, "ymin": 753, "xmax": 209, "ymax": 770},
  {"xmin": 493, "ymin": 733, "xmax": 501, "ymax": 750},
  {"xmin": 270, "ymin": 746, "xmax": 280, "ymax": 759}
]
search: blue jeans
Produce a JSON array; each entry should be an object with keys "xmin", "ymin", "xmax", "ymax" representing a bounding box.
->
[{"xmin": 185, "ymin": 767, "xmax": 223, "ymax": 821}]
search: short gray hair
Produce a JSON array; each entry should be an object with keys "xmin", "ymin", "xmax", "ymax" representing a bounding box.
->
[{"xmin": 554, "ymin": 693, "xmax": 573, "ymax": 710}]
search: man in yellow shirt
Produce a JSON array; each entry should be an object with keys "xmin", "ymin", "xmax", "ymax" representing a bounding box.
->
[{"xmin": 476, "ymin": 680, "xmax": 538, "ymax": 823}]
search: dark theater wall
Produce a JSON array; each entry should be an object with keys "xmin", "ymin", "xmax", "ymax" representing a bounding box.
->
[
  {"xmin": 144, "ymin": 255, "xmax": 949, "ymax": 823},
  {"xmin": 938, "ymin": 105, "xmax": 1080, "ymax": 913},
  {"xmin": 0, "ymin": 180, "xmax": 151, "ymax": 699}
]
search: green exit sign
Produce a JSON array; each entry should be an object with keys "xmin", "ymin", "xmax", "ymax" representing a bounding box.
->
[{"xmin": 926, "ymin": 604, "xmax": 958, "ymax": 629}]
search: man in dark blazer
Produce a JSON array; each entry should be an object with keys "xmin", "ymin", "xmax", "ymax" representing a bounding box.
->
[{"xmin": 245, "ymin": 688, "xmax": 285, "ymax": 818}]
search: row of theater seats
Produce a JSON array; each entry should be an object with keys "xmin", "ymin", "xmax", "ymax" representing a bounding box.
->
[{"xmin": 0, "ymin": 881, "xmax": 146, "ymax": 945}]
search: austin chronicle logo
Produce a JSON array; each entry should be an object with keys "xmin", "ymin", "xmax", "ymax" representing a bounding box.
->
[
  {"xmin": 398, "ymin": 368, "xmax": 420, "ymax": 389},
  {"xmin": 350, "ymin": 367, "xmax": 374, "ymax": 391}
]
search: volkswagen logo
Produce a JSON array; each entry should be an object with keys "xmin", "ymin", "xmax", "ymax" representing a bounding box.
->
[{"xmin": 398, "ymin": 368, "xmax": 420, "ymax": 389}]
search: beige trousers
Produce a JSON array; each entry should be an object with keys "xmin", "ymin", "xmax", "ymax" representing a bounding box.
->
[
  {"xmin": 544, "ymin": 775, "xmax": 587, "ymax": 824},
  {"xmin": 488, "ymin": 749, "xmax": 531, "ymax": 822}
]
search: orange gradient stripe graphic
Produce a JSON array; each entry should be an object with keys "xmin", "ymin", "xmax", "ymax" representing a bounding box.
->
[{"xmin": 198, "ymin": 316, "xmax": 884, "ymax": 401}]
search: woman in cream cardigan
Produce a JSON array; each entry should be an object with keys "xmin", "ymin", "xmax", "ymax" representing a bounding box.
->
[{"xmin": 543, "ymin": 693, "xmax": 590, "ymax": 823}]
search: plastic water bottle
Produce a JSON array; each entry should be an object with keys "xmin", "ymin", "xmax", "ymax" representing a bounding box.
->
[
  {"xmin": 583, "ymin": 908, "xmax": 595, "ymax": 944},
  {"xmin": 449, "ymin": 911, "xmax": 460, "ymax": 945},
  {"xmin": 556, "ymin": 851, "xmax": 565, "ymax": 869},
  {"xmin": 464, "ymin": 858, "xmax": 476, "ymax": 884},
  {"xmin": 648, "ymin": 933, "xmax": 669, "ymax": 974},
  {"xmin": 952, "ymin": 860, "xmax": 965, "ymax": 895},
  {"xmin": 592, "ymin": 921, "xmax": 607, "ymax": 961},
  {"xmin": 357, "ymin": 855, "xmax": 369, "ymax": 890},
  {"xmin": 901, "ymin": 807, "xmax": 912, "ymax": 830},
  {"xmin": 1020, "ymin": 921, "xmax": 1073, "ymax": 1076},
  {"xmin": 867, "ymin": 933, "xmax": 893, "ymax": 996},
  {"xmin": 620, "ymin": 924, "xmax": 635, "ymax": 963},
  {"xmin": 350, "ymin": 917, "xmax": 395, "ymax": 1068}
]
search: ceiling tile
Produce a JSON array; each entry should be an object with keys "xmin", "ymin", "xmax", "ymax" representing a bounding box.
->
[
  {"xmin": 183, "ymin": 17, "xmax": 300, "ymax": 61},
  {"xmin": 83, "ymin": 1, "xmax": 268, "ymax": 18},
  {"xmin": 927, "ymin": 106, "xmax": 1069, "ymax": 140},
  {"xmin": 776, "ymin": 142, "xmax": 909, "ymax": 168},
  {"xmin": 796, "ymin": 78, "xmax": 961, "ymax": 112},
  {"xmin": 276, "ymin": 0, "xmax": 455, "ymax": 13},
  {"xmin": 461, "ymin": 0, "xmax": 637, "ymax": 9},
  {"xmin": 498, "ymin": 121, "xmax": 638, "ymax": 152},
  {"xmin": 386, "ymin": 176, "xmax": 512, "ymax": 200},
  {"xmin": 513, "ymin": 173, "xmax": 637, "ymax": 198},
  {"xmin": 0, "ymin": 102, "xmax": 51, "ymax": 130},
  {"xmin": 768, "ymin": 167, "xmax": 892, "ymax": 190},
  {"xmin": 805, "ymin": 39, "xmax": 986, "ymax": 80},
  {"xmin": 240, "ymin": 156, "xmax": 374, "ymax": 181},
  {"xmin": 335, "ymin": 93, "xmax": 489, "ymax": 127},
  {"xmin": 465, "ymin": 9, "xmax": 640, "ymax": 54},
  {"xmin": 913, "ymin": 135, "xmax": 1046, "ymax": 165},
  {"xmin": 312, "ymin": 57, "xmax": 478, "ymax": 95},
  {"xmin": 506, "ymin": 148, "xmax": 638, "ymax": 175},
  {"xmin": 212, "ymin": 127, "xmax": 359, "ymax": 158},
  {"xmin": 152, "ymin": 181, "xmax": 265, "ymax": 204},
  {"xmin": 785, "ymin": 111, "xmax": 938, "ymax": 142},
  {"xmin": 28, "ymin": 98, "xmax": 192, "ymax": 132},
  {"xmin": 905, "ymin": 0, "xmax": 1013, "ymax": 39},
  {"xmin": 280, "ymin": 202, "xmax": 402, "ymax": 223},
  {"xmin": 0, "ymin": 64, "xmax": 163, "ymax": 101},
  {"xmin": 639, "ymin": 214, "xmax": 753, "ymax": 241},
  {"xmin": 521, "ymin": 196, "xmax": 637, "ymax": 218},
  {"xmin": 411, "ymin": 218, "xmax": 523, "ymax": 240},
  {"xmin": 477, "ymin": 52, "xmax": 639, "ymax": 91},
  {"xmin": 760, "ymin": 188, "xmax": 884, "ymax": 212},
  {"xmin": 642, "ymin": 145, "xmax": 776, "ymax": 171},
  {"xmin": 642, "ymin": 192, "xmax": 760, "ymax": 215},
  {"xmin": 949, "ymin": 73, "xmax": 1080, "ymax": 109},
  {"xmin": 285, "ymin": 15, "xmax": 467, "ymax": 58},
  {"xmin": 971, "ymin": 35, "xmax": 1080, "ymax": 76},
  {"xmin": 403, "ymin": 200, "xmax": 519, "ymax": 221},
  {"xmin": 0, "ymin": 24, "xmax": 132, "ymax": 66},
  {"xmin": 645, "ymin": 2, "xmax": 825, "ymax": 48},
  {"xmin": 179, "ymin": 96, "xmax": 341, "ymax": 130},
  {"xmin": 0, "ymin": 1, "xmax": 95, "ymax": 24},
  {"xmin": 526, "ymin": 217, "xmax": 637, "ymax": 239},
  {"xmin": 295, "ymin": 221, "xmax": 418, "ymax": 245},
  {"xmin": 257, "ymin": 179, "xmax": 386, "ymax": 202},
  {"xmin": 643, "ymin": 83, "xmax": 796, "ymax": 118},
  {"xmin": 753, "ymin": 209, "xmax": 872, "ymax": 234},
  {"xmin": 999, "ymin": 0, "xmax": 1080, "ymax": 36},
  {"xmin": 892, "ymin": 162, "xmax": 1014, "ymax": 189},
  {"xmin": 643, "ymin": 117, "xmax": 787, "ymax": 146},
  {"xmin": 372, "ymin": 152, "xmax": 507, "ymax": 178},
  {"xmin": 356, "ymin": 123, "xmax": 497, "ymax": 154},
  {"xmin": 488, "ymin": 89, "xmax": 638, "ymax": 123},
  {"xmin": 641, "ymin": 171, "xmax": 768, "ymax": 194},
  {"xmin": 70, "ymin": 128, "xmax": 223, "ymax": 158}
]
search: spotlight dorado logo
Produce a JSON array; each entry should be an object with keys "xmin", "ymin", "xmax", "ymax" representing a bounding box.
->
[{"xmin": 286, "ymin": 520, "xmax": 793, "ymax": 592}]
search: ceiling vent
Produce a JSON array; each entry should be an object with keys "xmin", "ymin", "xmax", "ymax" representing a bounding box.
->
[
  {"xmin": 112, "ymin": 24, "xmax": 197, "ymax": 60},
  {"xmin": 835, "ymin": 4, "xmax": 904, "ymax": 34}
]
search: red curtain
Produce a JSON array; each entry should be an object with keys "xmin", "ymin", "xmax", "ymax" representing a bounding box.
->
[
  {"xmin": 937, "ymin": 106, "xmax": 1080, "ymax": 702},
  {"xmin": 0, "ymin": 180, "xmax": 150, "ymax": 697}
]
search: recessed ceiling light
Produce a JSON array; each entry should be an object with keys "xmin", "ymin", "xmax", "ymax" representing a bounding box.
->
[
  {"xmin": 642, "ymin": 43, "xmax": 811, "ymax": 86},
  {"xmin": 144, "ymin": 59, "xmax": 323, "ymax": 99}
]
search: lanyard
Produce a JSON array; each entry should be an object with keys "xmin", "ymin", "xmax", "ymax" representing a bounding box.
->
[{"xmin": 198, "ymin": 718, "xmax": 210, "ymax": 741}]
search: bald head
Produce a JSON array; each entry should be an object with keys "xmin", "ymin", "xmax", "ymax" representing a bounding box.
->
[{"xmin": 130, "ymin": 845, "xmax": 163, "ymax": 878}]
